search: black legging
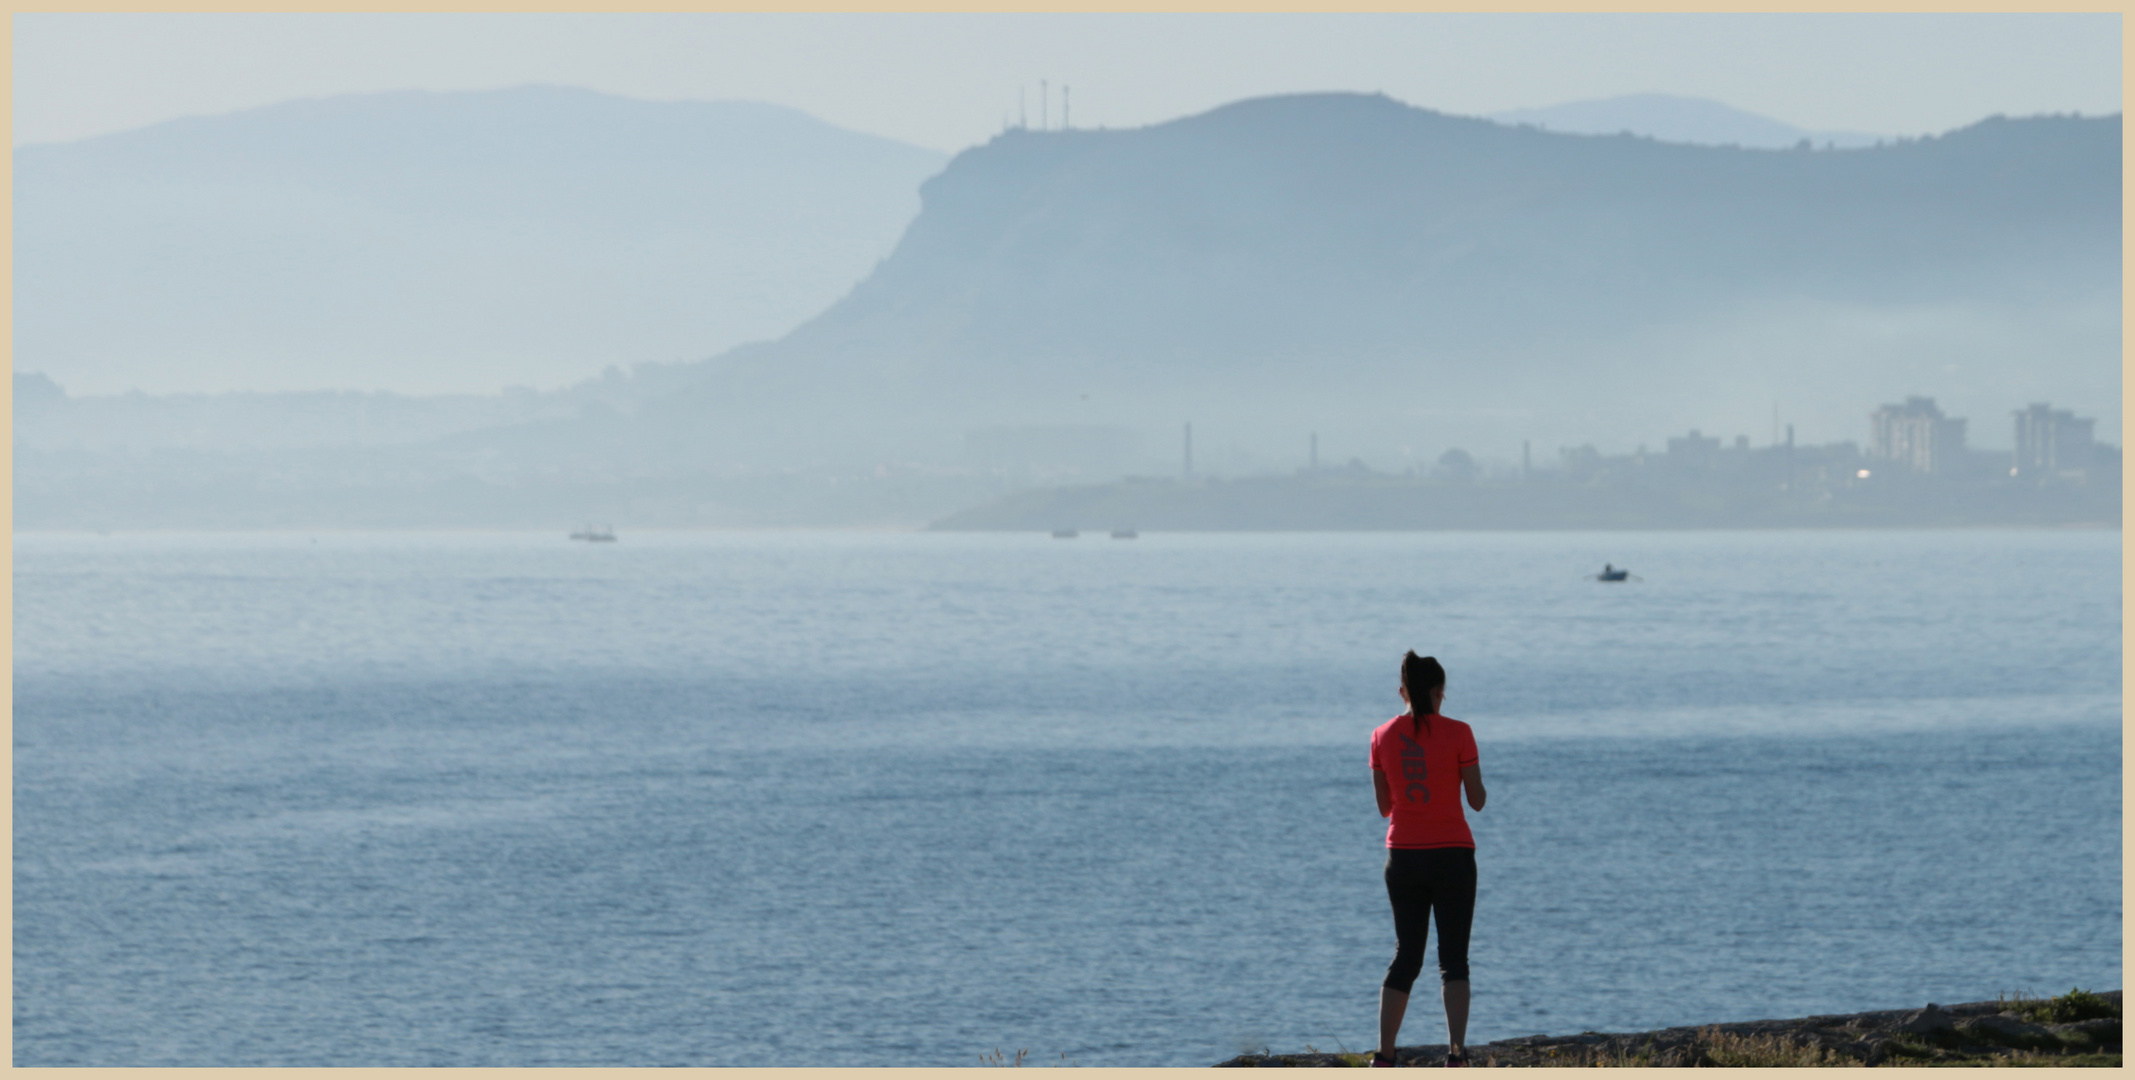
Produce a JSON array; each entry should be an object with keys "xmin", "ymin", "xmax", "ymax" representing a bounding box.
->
[{"xmin": 1381, "ymin": 846, "xmax": 1475, "ymax": 992}]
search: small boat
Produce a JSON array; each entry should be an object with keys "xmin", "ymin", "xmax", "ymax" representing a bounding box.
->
[
  {"xmin": 1593, "ymin": 562, "xmax": 1637, "ymax": 582},
  {"xmin": 1051, "ymin": 528, "xmax": 1078, "ymax": 539},
  {"xmin": 570, "ymin": 524, "xmax": 617, "ymax": 542},
  {"xmin": 1111, "ymin": 528, "xmax": 1138, "ymax": 539}
]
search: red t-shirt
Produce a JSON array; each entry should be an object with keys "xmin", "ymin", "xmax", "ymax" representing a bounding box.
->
[{"xmin": 1370, "ymin": 713, "xmax": 1479, "ymax": 849}]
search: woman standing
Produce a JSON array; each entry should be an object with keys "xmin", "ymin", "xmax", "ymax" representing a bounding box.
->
[{"xmin": 1368, "ymin": 652, "xmax": 1487, "ymax": 1067}]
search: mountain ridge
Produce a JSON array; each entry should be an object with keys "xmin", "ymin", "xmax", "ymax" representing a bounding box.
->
[
  {"xmin": 646, "ymin": 92, "xmax": 2117, "ymax": 466},
  {"xmin": 14, "ymin": 90, "xmax": 2122, "ymax": 528},
  {"xmin": 14, "ymin": 85, "xmax": 948, "ymax": 395},
  {"xmin": 1487, "ymin": 92, "xmax": 1885, "ymax": 149}
]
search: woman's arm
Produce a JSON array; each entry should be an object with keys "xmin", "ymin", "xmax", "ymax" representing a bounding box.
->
[
  {"xmin": 1460, "ymin": 764, "xmax": 1486, "ymax": 811},
  {"xmin": 1372, "ymin": 768, "xmax": 1393, "ymax": 818}
]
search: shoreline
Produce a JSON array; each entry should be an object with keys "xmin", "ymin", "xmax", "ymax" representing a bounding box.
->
[{"xmin": 1215, "ymin": 990, "xmax": 2121, "ymax": 1067}]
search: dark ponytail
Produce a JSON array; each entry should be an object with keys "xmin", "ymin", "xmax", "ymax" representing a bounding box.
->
[{"xmin": 1401, "ymin": 651, "xmax": 1445, "ymax": 736}]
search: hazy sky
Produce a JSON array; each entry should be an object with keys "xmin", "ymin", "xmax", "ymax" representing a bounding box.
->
[{"xmin": 14, "ymin": 13, "xmax": 2122, "ymax": 151}]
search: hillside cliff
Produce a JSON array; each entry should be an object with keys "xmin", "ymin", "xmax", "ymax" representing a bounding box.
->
[{"xmin": 646, "ymin": 92, "xmax": 2117, "ymax": 467}]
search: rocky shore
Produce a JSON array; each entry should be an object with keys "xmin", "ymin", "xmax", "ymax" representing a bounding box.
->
[{"xmin": 1215, "ymin": 989, "xmax": 2121, "ymax": 1067}]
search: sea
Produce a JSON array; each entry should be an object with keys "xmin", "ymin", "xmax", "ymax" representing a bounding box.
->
[{"xmin": 12, "ymin": 528, "xmax": 2121, "ymax": 1066}]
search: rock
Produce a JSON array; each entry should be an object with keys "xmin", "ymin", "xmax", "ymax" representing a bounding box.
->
[
  {"xmin": 1957, "ymin": 1013, "xmax": 2057, "ymax": 1048},
  {"xmin": 1859, "ymin": 1037, "xmax": 1896, "ymax": 1066},
  {"xmin": 2047, "ymin": 1017, "xmax": 2122, "ymax": 1049},
  {"xmin": 1977, "ymin": 1013, "xmax": 2052, "ymax": 1034},
  {"xmin": 1230, "ymin": 992, "xmax": 2122, "ymax": 1068},
  {"xmin": 2051, "ymin": 1017, "xmax": 2121, "ymax": 1037},
  {"xmin": 1896, "ymin": 1004, "xmax": 1955, "ymax": 1035}
]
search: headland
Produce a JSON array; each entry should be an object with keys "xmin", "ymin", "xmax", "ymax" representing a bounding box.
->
[{"xmin": 1213, "ymin": 988, "xmax": 2121, "ymax": 1067}]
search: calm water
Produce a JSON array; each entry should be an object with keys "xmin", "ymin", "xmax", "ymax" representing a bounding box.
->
[{"xmin": 13, "ymin": 529, "xmax": 2121, "ymax": 1066}]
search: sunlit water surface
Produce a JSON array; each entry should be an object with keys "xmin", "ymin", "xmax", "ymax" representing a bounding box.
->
[{"xmin": 13, "ymin": 529, "xmax": 2121, "ymax": 1065}]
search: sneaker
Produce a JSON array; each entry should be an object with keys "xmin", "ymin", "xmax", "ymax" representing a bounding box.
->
[
  {"xmin": 1443, "ymin": 1051, "xmax": 1469, "ymax": 1067},
  {"xmin": 1372, "ymin": 1052, "xmax": 1398, "ymax": 1067}
]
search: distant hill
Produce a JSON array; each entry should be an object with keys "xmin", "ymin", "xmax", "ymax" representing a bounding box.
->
[
  {"xmin": 635, "ymin": 92, "xmax": 2118, "ymax": 468},
  {"xmin": 1488, "ymin": 93, "xmax": 1883, "ymax": 149},
  {"xmin": 15, "ymin": 92, "xmax": 2122, "ymax": 530},
  {"xmin": 14, "ymin": 85, "xmax": 947, "ymax": 395}
]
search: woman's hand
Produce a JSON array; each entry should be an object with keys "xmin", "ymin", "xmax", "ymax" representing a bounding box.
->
[{"xmin": 1460, "ymin": 765, "xmax": 1486, "ymax": 811}]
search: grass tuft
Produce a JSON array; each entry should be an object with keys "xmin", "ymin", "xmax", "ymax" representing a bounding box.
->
[
  {"xmin": 1577, "ymin": 1027, "xmax": 1861, "ymax": 1067},
  {"xmin": 1700, "ymin": 1029, "xmax": 1862, "ymax": 1067},
  {"xmin": 2000, "ymin": 987, "xmax": 2120, "ymax": 1025}
]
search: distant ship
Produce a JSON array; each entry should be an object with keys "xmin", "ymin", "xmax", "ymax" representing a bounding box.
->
[
  {"xmin": 570, "ymin": 524, "xmax": 617, "ymax": 542},
  {"xmin": 1593, "ymin": 562, "xmax": 1636, "ymax": 581}
]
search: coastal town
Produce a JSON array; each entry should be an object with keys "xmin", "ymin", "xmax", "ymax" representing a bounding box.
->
[{"xmin": 934, "ymin": 397, "xmax": 2119, "ymax": 532}]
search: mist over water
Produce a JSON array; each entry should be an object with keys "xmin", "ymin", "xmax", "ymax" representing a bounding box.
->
[
  {"xmin": 13, "ymin": 529, "xmax": 2120, "ymax": 1065},
  {"xmin": 11, "ymin": 94, "xmax": 2119, "ymax": 533}
]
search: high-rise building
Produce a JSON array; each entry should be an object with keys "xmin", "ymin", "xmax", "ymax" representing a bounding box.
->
[
  {"xmin": 1870, "ymin": 397, "xmax": 1966, "ymax": 474},
  {"xmin": 2012, "ymin": 403, "xmax": 2096, "ymax": 477},
  {"xmin": 1665, "ymin": 429, "xmax": 1720, "ymax": 469}
]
